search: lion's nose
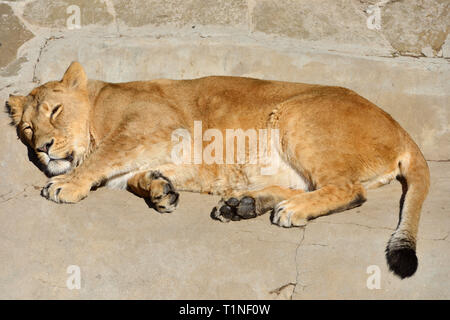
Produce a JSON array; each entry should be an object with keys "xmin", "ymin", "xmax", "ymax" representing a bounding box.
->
[{"xmin": 37, "ymin": 139, "xmax": 54, "ymax": 154}]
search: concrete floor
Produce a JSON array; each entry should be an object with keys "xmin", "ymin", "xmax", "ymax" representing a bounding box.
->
[
  {"xmin": 0, "ymin": 160, "xmax": 448, "ymax": 299},
  {"xmin": 1, "ymin": 0, "xmax": 448, "ymax": 300}
]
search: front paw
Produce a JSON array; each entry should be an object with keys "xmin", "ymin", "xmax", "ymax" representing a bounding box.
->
[
  {"xmin": 272, "ymin": 200, "xmax": 308, "ymax": 227},
  {"xmin": 41, "ymin": 175, "xmax": 90, "ymax": 203},
  {"xmin": 145, "ymin": 171, "xmax": 180, "ymax": 213}
]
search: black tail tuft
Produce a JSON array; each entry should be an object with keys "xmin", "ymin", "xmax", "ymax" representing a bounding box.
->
[{"xmin": 386, "ymin": 247, "xmax": 418, "ymax": 279}]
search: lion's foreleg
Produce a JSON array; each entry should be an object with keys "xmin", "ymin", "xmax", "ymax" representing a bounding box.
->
[
  {"xmin": 127, "ymin": 164, "xmax": 213, "ymax": 212},
  {"xmin": 41, "ymin": 133, "xmax": 171, "ymax": 203}
]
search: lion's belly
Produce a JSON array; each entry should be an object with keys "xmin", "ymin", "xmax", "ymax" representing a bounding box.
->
[
  {"xmin": 244, "ymin": 154, "xmax": 309, "ymax": 192},
  {"xmin": 103, "ymin": 149, "xmax": 309, "ymax": 195},
  {"xmin": 105, "ymin": 172, "xmax": 137, "ymax": 190}
]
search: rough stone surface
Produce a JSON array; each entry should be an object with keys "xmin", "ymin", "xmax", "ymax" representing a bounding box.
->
[
  {"xmin": 0, "ymin": 3, "xmax": 34, "ymax": 69},
  {"xmin": 291, "ymin": 164, "xmax": 449, "ymax": 299},
  {"xmin": 23, "ymin": 0, "xmax": 114, "ymax": 29},
  {"xmin": 442, "ymin": 34, "xmax": 450, "ymax": 57},
  {"xmin": 253, "ymin": 0, "xmax": 450, "ymax": 57},
  {"xmin": 252, "ymin": 0, "xmax": 390, "ymax": 53},
  {"xmin": 0, "ymin": 0, "xmax": 449, "ymax": 299},
  {"xmin": 113, "ymin": 0, "xmax": 248, "ymax": 28},
  {"xmin": 382, "ymin": 0, "xmax": 449, "ymax": 57}
]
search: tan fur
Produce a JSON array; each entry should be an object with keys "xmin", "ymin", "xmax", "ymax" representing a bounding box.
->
[{"xmin": 6, "ymin": 61, "xmax": 430, "ymax": 278}]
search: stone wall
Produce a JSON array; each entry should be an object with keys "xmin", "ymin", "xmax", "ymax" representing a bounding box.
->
[{"xmin": 1, "ymin": 0, "xmax": 449, "ymax": 163}]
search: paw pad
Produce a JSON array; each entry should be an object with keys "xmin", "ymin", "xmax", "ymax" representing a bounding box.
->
[{"xmin": 211, "ymin": 196, "xmax": 257, "ymax": 222}]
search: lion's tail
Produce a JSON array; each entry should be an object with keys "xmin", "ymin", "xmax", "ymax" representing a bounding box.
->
[{"xmin": 386, "ymin": 146, "xmax": 430, "ymax": 278}]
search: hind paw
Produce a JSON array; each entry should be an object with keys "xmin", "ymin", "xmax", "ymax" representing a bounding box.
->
[{"xmin": 211, "ymin": 196, "xmax": 257, "ymax": 222}]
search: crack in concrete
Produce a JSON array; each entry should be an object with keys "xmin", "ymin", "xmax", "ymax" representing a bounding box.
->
[
  {"xmin": 291, "ymin": 226, "xmax": 308, "ymax": 299},
  {"xmin": 0, "ymin": 190, "xmax": 14, "ymax": 199},
  {"xmin": 421, "ymin": 233, "xmax": 449, "ymax": 242},
  {"xmin": 0, "ymin": 185, "xmax": 30, "ymax": 203},
  {"xmin": 304, "ymin": 243, "xmax": 328, "ymax": 247},
  {"xmin": 311, "ymin": 220, "xmax": 395, "ymax": 231},
  {"xmin": 310, "ymin": 220, "xmax": 449, "ymax": 242},
  {"xmin": 273, "ymin": 220, "xmax": 448, "ymax": 300},
  {"xmin": 270, "ymin": 226, "xmax": 308, "ymax": 300},
  {"xmin": 0, "ymin": 83, "xmax": 13, "ymax": 92},
  {"xmin": 32, "ymin": 35, "xmax": 64, "ymax": 84}
]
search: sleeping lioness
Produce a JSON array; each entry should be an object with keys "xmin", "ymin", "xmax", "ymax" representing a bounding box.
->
[{"xmin": 6, "ymin": 61, "xmax": 429, "ymax": 279}]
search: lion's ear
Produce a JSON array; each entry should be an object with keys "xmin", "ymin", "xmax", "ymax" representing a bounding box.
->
[
  {"xmin": 61, "ymin": 61, "xmax": 87, "ymax": 91},
  {"xmin": 6, "ymin": 94, "xmax": 27, "ymax": 125}
]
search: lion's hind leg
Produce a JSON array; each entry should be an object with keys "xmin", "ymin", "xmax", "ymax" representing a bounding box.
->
[
  {"xmin": 272, "ymin": 182, "xmax": 367, "ymax": 227},
  {"xmin": 211, "ymin": 186, "xmax": 304, "ymax": 222}
]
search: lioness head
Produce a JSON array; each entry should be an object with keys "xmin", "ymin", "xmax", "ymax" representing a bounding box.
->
[{"xmin": 6, "ymin": 62, "xmax": 91, "ymax": 176}]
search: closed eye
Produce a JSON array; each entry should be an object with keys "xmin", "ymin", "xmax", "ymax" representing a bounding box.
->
[
  {"xmin": 51, "ymin": 104, "xmax": 63, "ymax": 120},
  {"xmin": 22, "ymin": 125, "xmax": 33, "ymax": 138}
]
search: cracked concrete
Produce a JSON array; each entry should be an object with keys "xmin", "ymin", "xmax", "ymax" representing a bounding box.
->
[
  {"xmin": 0, "ymin": 162, "xmax": 447, "ymax": 299},
  {"xmin": 31, "ymin": 35, "xmax": 64, "ymax": 84},
  {"xmin": 289, "ymin": 162, "xmax": 449, "ymax": 300},
  {"xmin": 0, "ymin": 0, "xmax": 449, "ymax": 299}
]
